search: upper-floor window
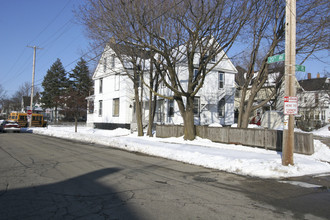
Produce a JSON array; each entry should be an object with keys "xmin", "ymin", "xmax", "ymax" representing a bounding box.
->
[
  {"xmin": 99, "ymin": 78, "xmax": 103, "ymax": 94},
  {"xmin": 194, "ymin": 68, "xmax": 199, "ymax": 79},
  {"xmin": 111, "ymin": 54, "xmax": 115, "ymax": 68},
  {"xmin": 103, "ymin": 58, "xmax": 107, "ymax": 72},
  {"xmin": 219, "ymin": 72, "xmax": 225, "ymax": 89},
  {"xmin": 209, "ymin": 49, "xmax": 216, "ymax": 63},
  {"xmin": 115, "ymin": 74, "xmax": 120, "ymax": 91},
  {"xmin": 193, "ymin": 97, "xmax": 200, "ymax": 117},
  {"xmin": 315, "ymin": 93, "xmax": 319, "ymax": 105}
]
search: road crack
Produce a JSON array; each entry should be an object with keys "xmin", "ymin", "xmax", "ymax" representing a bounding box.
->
[{"xmin": 0, "ymin": 146, "xmax": 29, "ymax": 168}]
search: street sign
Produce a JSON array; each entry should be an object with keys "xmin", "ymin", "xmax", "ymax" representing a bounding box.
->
[
  {"xmin": 267, "ymin": 53, "xmax": 285, "ymax": 63},
  {"xmin": 27, "ymin": 110, "xmax": 32, "ymax": 115},
  {"xmin": 295, "ymin": 65, "xmax": 305, "ymax": 72},
  {"xmin": 284, "ymin": 96, "xmax": 298, "ymax": 115}
]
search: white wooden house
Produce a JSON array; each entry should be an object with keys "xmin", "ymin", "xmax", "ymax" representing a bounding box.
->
[
  {"xmin": 296, "ymin": 73, "xmax": 330, "ymax": 129},
  {"xmin": 86, "ymin": 44, "xmax": 238, "ymax": 129}
]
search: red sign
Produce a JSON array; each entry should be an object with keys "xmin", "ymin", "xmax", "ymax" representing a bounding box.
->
[
  {"xmin": 284, "ymin": 96, "xmax": 298, "ymax": 115},
  {"xmin": 27, "ymin": 110, "xmax": 32, "ymax": 115}
]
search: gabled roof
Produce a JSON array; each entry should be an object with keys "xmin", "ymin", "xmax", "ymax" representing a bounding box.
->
[
  {"xmin": 298, "ymin": 77, "xmax": 329, "ymax": 92},
  {"xmin": 93, "ymin": 43, "xmax": 151, "ymax": 79},
  {"xmin": 110, "ymin": 43, "xmax": 150, "ymax": 60}
]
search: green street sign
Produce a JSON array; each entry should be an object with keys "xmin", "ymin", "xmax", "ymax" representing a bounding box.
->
[
  {"xmin": 267, "ymin": 53, "xmax": 285, "ymax": 63},
  {"xmin": 295, "ymin": 65, "xmax": 306, "ymax": 72}
]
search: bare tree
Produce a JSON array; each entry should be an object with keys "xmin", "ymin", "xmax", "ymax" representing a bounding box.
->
[
  {"xmin": 110, "ymin": 42, "xmax": 153, "ymax": 136},
  {"xmin": 236, "ymin": 0, "xmax": 329, "ymax": 128},
  {"xmin": 0, "ymin": 85, "xmax": 7, "ymax": 115},
  {"xmin": 9, "ymin": 82, "xmax": 41, "ymax": 112},
  {"xmin": 79, "ymin": 0, "xmax": 251, "ymax": 140}
]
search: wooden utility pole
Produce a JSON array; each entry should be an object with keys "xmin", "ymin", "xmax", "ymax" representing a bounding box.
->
[
  {"xmin": 27, "ymin": 46, "xmax": 42, "ymax": 127},
  {"xmin": 282, "ymin": 0, "xmax": 296, "ymax": 166}
]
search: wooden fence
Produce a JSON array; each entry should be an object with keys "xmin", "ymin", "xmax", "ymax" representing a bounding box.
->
[{"xmin": 156, "ymin": 125, "xmax": 314, "ymax": 155}]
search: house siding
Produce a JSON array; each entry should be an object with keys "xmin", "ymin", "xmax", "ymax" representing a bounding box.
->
[{"xmin": 87, "ymin": 44, "xmax": 238, "ymax": 129}]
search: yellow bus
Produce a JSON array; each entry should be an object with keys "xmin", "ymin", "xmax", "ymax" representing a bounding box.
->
[{"xmin": 8, "ymin": 112, "xmax": 47, "ymax": 127}]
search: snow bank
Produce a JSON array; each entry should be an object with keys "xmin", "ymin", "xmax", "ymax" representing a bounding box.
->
[{"xmin": 30, "ymin": 125, "xmax": 330, "ymax": 179}]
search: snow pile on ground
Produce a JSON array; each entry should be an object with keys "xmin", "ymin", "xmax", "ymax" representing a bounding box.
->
[
  {"xmin": 30, "ymin": 125, "xmax": 330, "ymax": 179},
  {"xmin": 311, "ymin": 124, "xmax": 330, "ymax": 137}
]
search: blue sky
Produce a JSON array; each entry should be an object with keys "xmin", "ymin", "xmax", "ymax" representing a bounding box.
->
[
  {"xmin": 1, "ymin": 0, "xmax": 329, "ymax": 97},
  {"xmin": 0, "ymin": 0, "xmax": 91, "ymax": 97}
]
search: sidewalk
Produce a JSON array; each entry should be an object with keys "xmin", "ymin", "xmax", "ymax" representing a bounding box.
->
[
  {"xmin": 31, "ymin": 126, "xmax": 330, "ymax": 180},
  {"xmin": 314, "ymin": 135, "xmax": 330, "ymax": 148}
]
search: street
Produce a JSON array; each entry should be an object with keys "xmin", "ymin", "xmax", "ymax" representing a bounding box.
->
[{"xmin": 0, "ymin": 133, "xmax": 329, "ymax": 220}]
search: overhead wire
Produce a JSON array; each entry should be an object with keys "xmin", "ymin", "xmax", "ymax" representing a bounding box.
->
[
  {"xmin": 2, "ymin": 0, "xmax": 73, "ymax": 88},
  {"xmin": 17, "ymin": 0, "xmax": 181, "ymax": 95}
]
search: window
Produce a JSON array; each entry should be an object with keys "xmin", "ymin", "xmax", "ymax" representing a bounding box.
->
[
  {"xmin": 315, "ymin": 110, "xmax": 320, "ymax": 120},
  {"xmin": 315, "ymin": 93, "xmax": 319, "ymax": 105},
  {"xmin": 193, "ymin": 97, "xmax": 200, "ymax": 117},
  {"xmin": 103, "ymin": 58, "xmax": 107, "ymax": 72},
  {"xmin": 115, "ymin": 74, "xmax": 120, "ymax": 91},
  {"xmin": 304, "ymin": 97, "xmax": 307, "ymax": 103},
  {"xmin": 144, "ymin": 101, "xmax": 149, "ymax": 109},
  {"xmin": 99, "ymin": 100, "xmax": 103, "ymax": 116},
  {"xmin": 88, "ymin": 100, "xmax": 94, "ymax": 114},
  {"xmin": 168, "ymin": 100, "xmax": 174, "ymax": 117},
  {"xmin": 218, "ymin": 98, "xmax": 225, "ymax": 117},
  {"xmin": 219, "ymin": 72, "xmax": 225, "ymax": 89},
  {"xmin": 194, "ymin": 68, "xmax": 199, "ymax": 79},
  {"xmin": 156, "ymin": 99, "xmax": 164, "ymax": 123},
  {"xmin": 113, "ymin": 98, "xmax": 119, "ymax": 117},
  {"xmin": 209, "ymin": 49, "xmax": 216, "ymax": 63},
  {"xmin": 111, "ymin": 54, "xmax": 115, "ymax": 68},
  {"xmin": 99, "ymin": 78, "xmax": 103, "ymax": 94}
]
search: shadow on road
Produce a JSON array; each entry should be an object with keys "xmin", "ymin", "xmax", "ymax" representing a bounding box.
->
[{"xmin": 0, "ymin": 168, "xmax": 140, "ymax": 219}]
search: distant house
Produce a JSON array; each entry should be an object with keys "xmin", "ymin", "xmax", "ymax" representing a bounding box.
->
[
  {"xmin": 86, "ymin": 43, "xmax": 238, "ymax": 129},
  {"xmin": 234, "ymin": 70, "xmax": 302, "ymax": 124},
  {"xmin": 234, "ymin": 71, "xmax": 284, "ymax": 123},
  {"xmin": 21, "ymin": 94, "xmax": 43, "ymax": 113},
  {"xmin": 297, "ymin": 73, "xmax": 329, "ymax": 130}
]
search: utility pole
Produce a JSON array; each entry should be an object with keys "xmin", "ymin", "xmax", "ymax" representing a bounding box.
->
[
  {"xmin": 282, "ymin": 0, "xmax": 296, "ymax": 166},
  {"xmin": 27, "ymin": 46, "xmax": 42, "ymax": 127}
]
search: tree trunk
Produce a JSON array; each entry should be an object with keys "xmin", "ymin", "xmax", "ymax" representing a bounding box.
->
[
  {"xmin": 74, "ymin": 115, "xmax": 78, "ymax": 133},
  {"xmin": 179, "ymin": 96, "xmax": 196, "ymax": 140},
  {"xmin": 147, "ymin": 90, "xmax": 154, "ymax": 137},
  {"xmin": 183, "ymin": 109, "xmax": 196, "ymax": 140},
  {"xmin": 147, "ymin": 65, "xmax": 156, "ymax": 137},
  {"xmin": 134, "ymin": 85, "xmax": 144, "ymax": 136},
  {"xmin": 55, "ymin": 106, "xmax": 58, "ymax": 123}
]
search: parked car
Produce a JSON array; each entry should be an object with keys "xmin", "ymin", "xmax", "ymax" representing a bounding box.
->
[{"xmin": 0, "ymin": 120, "xmax": 21, "ymax": 133}]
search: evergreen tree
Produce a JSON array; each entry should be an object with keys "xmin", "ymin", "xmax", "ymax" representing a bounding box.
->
[
  {"xmin": 41, "ymin": 58, "xmax": 68, "ymax": 122},
  {"xmin": 64, "ymin": 58, "xmax": 93, "ymax": 132}
]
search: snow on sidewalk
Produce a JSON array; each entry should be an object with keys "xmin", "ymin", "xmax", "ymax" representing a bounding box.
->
[{"xmin": 30, "ymin": 125, "xmax": 330, "ymax": 179}]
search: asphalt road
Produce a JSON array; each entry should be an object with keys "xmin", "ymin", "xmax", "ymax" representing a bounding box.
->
[{"xmin": 0, "ymin": 133, "xmax": 329, "ymax": 220}]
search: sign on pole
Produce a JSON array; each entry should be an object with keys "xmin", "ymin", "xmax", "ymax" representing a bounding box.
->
[
  {"xmin": 27, "ymin": 110, "xmax": 32, "ymax": 115},
  {"xmin": 295, "ymin": 65, "xmax": 305, "ymax": 72},
  {"xmin": 284, "ymin": 96, "xmax": 298, "ymax": 115},
  {"xmin": 267, "ymin": 53, "xmax": 285, "ymax": 63}
]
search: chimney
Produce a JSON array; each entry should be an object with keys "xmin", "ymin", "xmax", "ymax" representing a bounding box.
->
[
  {"xmin": 317, "ymin": 73, "xmax": 320, "ymax": 78},
  {"xmin": 308, "ymin": 72, "xmax": 311, "ymax": 79}
]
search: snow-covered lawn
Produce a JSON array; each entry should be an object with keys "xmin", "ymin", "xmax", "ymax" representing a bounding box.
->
[{"xmin": 29, "ymin": 125, "xmax": 330, "ymax": 179}]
